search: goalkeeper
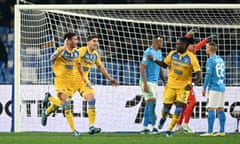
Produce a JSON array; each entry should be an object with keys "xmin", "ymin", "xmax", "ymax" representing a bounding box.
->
[
  {"xmin": 176, "ymin": 29, "xmax": 216, "ymax": 133},
  {"xmin": 41, "ymin": 32, "xmax": 86, "ymax": 137}
]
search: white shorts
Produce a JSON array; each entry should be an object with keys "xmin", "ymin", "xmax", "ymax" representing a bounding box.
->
[
  {"xmin": 206, "ymin": 90, "xmax": 225, "ymax": 108},
  {"xmin": 139, "ymin": 81, "xmax": 158, "ymax": 100}
]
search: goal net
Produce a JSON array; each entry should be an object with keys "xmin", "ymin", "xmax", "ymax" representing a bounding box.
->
[{"xmin": 14, "ymin": 4, "xmax": 240, "ymax": 132}]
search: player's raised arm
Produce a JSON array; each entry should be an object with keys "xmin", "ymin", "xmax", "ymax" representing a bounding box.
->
[
  {"xmin": 193, "ymin": 35, "xmax": 216, "ymax": 54},
  {"xmin": 147, "ymin": 54, "xmax": 168, "ymax": 68},
  {"xmin": 50, "ymin": 38, "xmax": 68, "ymax": 61}
]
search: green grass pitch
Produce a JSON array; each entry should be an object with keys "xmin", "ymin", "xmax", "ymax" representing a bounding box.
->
[{"xmin": 1, "ymin": 132, "xmax": 240, "ymax": 144}]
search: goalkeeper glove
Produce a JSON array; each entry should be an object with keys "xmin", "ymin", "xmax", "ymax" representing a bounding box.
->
[
  {"xmin": 187, "ymin": 29, "xmax": 198, "ymax": 36},
  {"xmin": 207, "ymin": 34, "xmax": 216, "ymax": 41}
]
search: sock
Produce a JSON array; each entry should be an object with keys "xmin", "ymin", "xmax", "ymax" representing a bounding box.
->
[
  {"xmin": 218, "ymin": 110, "xmax": 226, "ymax": 133},
  {"xmin": 48, "ymin": 96, "xmax": 62, "ymax": 107},
  {"xmin": 62, "ymin": 101, "xmax": 75, "ymax": 132},
  {"xmin": 207, "ymin": 110, "xmax": 215, "ymax": 133},
  {"xmin": 46, "ymin": 104, "xmax": 59, "ymax": 115},
  {"xmin": 143, "ymin": 103, "xmax": 149, "ymax": 127},
  {"xmin": 87, "ymin": 98, "xmax": 96, "ymax": 127},
  {"xmin": 168, "ymin": 107, "xmax": 182, "ymax": 131},
  {"xmin": 148, "ymin": 101, "xmax": 156, "ymax": 126},
  {"xmin": 162, "ymin": 106, "xmax": 170, "ymax": 120}
]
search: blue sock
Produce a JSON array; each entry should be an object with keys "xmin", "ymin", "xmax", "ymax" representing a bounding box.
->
[
  {"xmin": 143, "ymin": 104, "xmax": 149, "ymax": 127},
  {"xmin": 208, "ymin": 110, "xmax": 215, "ymax": 133},
  {"xmin": 148, "ymin": 101, "xmax": 156, "ymax": 126},
  {"xmin": 218, "ymin": 110, "xmax": 226, "ymax": 133},
  {"xmin": 175, "ymin": 107, "xmax": 183, "ymax": 117}
]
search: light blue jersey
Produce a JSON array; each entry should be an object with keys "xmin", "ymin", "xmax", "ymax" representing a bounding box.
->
[
  {"xmin": 203, "ymin": 55, "xmax": 225, "ymax": 92},
  {"xmin": 140, "ymin": 47, "xmax": 163, "ymax": 83}
]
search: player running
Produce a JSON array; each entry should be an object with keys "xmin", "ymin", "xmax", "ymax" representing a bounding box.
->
[
  {"xmin": 147, "ymin": 37, "xmax": 202, "ymax": 137},
  {"xmin": 140, "ymin": 36, "xmax": 165, "ymax": 134},
  {"xmin": 41, "ymin": 32, "xmax": 86, "ymax": 137},
  {"xmin": 176, "ymin": 29, "xmax": 216, "ymax": 133},
  {"xmin": 73, "ymin": 34, "xmax": 118, "ymax": 135},
  {"xmin": 200, "ymin": 42, "xmax": 226, "ymax": 137}
]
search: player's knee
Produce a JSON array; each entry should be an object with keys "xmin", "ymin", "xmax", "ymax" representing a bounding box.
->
[
  {"xmin": 58, "ymin": 92, "xmax": 68, "ymax": 102},
  {"xmin": 85, "ymin": 94, "xmax": 94, "ymax": 101},
  {"xmin": 175, "ymin": 101, "xmax": 185, "ymax": 107},
  {"xmin": 62, "ymin": 100, "xmax": 72, "ymax": 111},
  {"xmin": 175, "ymin": 107, "xmax": 183, "ymax": 116},
  {"xmin": 163, "ymin": 104, "xmax": 172, "ymax": 109},
  {"xmin": 162, "ymin": 105, "xmax": 170, "ymax": 113}
]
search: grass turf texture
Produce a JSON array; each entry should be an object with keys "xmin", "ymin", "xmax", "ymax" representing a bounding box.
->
[{"xmin": 1, "ymin": 132, "xmax": 240, "ymax": 144}]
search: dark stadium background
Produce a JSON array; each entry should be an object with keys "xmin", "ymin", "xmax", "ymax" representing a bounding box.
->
[{"xmin": 0, "ymin": 0, "xmax": 239, "ymax": 84}]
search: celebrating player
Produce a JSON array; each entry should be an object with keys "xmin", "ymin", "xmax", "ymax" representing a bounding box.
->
[
  {"xmin": 73, "ymin": 34, "xmax": 118, "ymax": 135},
  {"xmin": 148, "ymin": 37, "xmax": 201, "ymax": 137},
  {"xmin": 176, "ymin": 29, "xmax": 216, "ymax": 133},
  {"xmin": 41, "ymin": 32, "xmax": 86, "ymax": 137},
  {"xmin": 200, "ymin": 42, "xmax": 226, "ymax": 137},
  {"xmin": 140, "ymin": 36, "xmax": 165, "ymax": 134}
]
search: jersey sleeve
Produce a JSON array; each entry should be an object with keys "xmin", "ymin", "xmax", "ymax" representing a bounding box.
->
[
  {"xmin": 193, "ymin": 38, "xmax": 209, "ymax": 54},
  {"xmin": 141, "ymin": 49, "xmax": 151, "ymax": 65},
  {"xmin": 191, "ymin": 54, "xmax": 201, "ymax": 72},
  {"xmin": 78, "ymin": 47, "xmax": 85, "ymax": 58},
  {"xmin": 164, "ymin": 50, "xmax": 174, "ymax": 65},
  {"xmin": 95, "ymin": 52, "xmax": 102, "ymax": 67}
]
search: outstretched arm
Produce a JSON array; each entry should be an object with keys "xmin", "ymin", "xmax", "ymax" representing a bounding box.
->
[
  {"xmin": 50, "ymin": 40, "xmax": 67, "ymax": 61},
  {"xmin": 147, "ymin": 55, "xmax": 168, "ymax": 68},
  {"xmin": 97, "ymin": 65, "xmax": 118, "ymax": 86},
  {"xmin": 193, "ymin": 35, "xmax": 216, "ymax": 54}
]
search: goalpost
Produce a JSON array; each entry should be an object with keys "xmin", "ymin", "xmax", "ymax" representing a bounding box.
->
[{"xmin": 14, "ymin": 4, "xmax": 240, "ymax": 132}]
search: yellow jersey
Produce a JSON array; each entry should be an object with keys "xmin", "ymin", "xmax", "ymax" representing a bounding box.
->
[
  {"xmin": 164, "ymin": 50, "xmax": 201, "ymax": 89},
  {"xmin": 53, "ymin": 46, "xmax": 80, "ymax": 79},
  {"xmin": 74, "ymin": 46, "xmax": 102, "ymax": 82}
]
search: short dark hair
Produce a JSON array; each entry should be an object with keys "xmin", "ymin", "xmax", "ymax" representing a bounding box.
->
[
  {"xmin": 87, "ymin": 34, "xmax": 98, "ymax": 41},
  {"xmin": 178, "ymin": 37, "xmax": 193, "ymax": 47},
  {"xmin": 63, "ymin": 32, "xmax": 77, "ymax": 40},
  {"xmin": 152, "ymin": 35, "xmax": 163, "ymax": 41}
]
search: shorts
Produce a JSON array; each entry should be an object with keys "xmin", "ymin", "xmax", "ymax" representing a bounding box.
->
[
  {"xmin": 206, "ymin": 90, "xmax": 225, "ymax": 108},
  {"xmin": 139, "ymin": 81, "xmax": 158, "ymax": 101},
  {"xmin": 54, "ymin": 77, "xmax": 75, "ymax": 96},
  {"xmin": 163, "ymin": 86, "xmax": 190, "ymax": 104},
  {"xmin": 74, "ymin": 79, "xmax": 94, "ymax": 98}
]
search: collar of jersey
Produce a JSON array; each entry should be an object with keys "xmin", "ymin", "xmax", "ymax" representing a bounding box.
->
[
  {"xmin": 65, "ymin": 47, "xmax": 75, "ymax": 53},
  {"xmin": 178, "ymin": 50, "xmax": 189, "ymax": 57},
  {"xmin": 87, "ymin": 46, "xmax": 95, "ymax": 54}
]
